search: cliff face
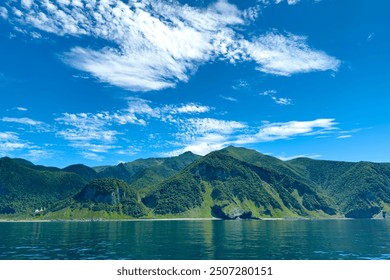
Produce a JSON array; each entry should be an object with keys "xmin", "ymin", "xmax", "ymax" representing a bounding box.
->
[
  {"xmin": 81, "ymin": 186, "xmax": 126, "ymax": 205},
  {"xmin": 74, "ymin": 178, "xmax": 147, "ymax": 218}
]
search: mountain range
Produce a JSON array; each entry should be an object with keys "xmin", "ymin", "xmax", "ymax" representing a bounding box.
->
[{"xmin": 1, "ymin": 146, "xmax": 389, "ymax": 219}]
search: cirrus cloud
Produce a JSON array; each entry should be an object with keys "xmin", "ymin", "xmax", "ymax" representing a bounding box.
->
[
  {"xmin": 235, "ymin": 119, "xmax": 338, "ymax": 144},
  {"xmin": 3, "ymin": 0, "xmax": 340, "ymax": 91}
]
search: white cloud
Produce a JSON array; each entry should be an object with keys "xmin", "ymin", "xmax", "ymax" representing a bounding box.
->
[
  {"xmin": 244, "ymin": 33, "xmax": 340, "ymax": 76},
  {"xmin": 243, "ymin": 5, "xmax": 261, "ymax": 21},
  {"xmin": 117, "ymin": 146, "xmax": 140, "ymax": 156},
  {"xmin": 273, "ymin": 0, "xmax": 301, "ymax": 5},
  {"xmin": 257, "ymin": 119, "xmax": 337, "ymax": 139},
  {"xmin": 0, "ymin": 131, "xmax": 19, "ymax": 141},
  {"xmin": 0, "ymin": 131, "xmax": 55, "ymax": 159},
  {"xmin": 260, "ymin": 90, "xmax": 277, "ymax": 96},
  {"xmin": 63, "ymin": 47, "xmax": 187, "ymax": 92},
  {"xmin": 232, "ymin": 79, "xmax": 249, "ymax": 90},
  {"xmin": 5, "ymin": 0, "xmax": 340, "ymax": 91},
  {"xmin": 287, "ymin": 0, "xmax": 300, "ymax": 5},
  {"xmin": 55, "ymin": 116, "xmax": 119, "ymax": 160},
  {"xmin": 220, "ymin": 95, "xmax": 238, "ymax": 102},
  {"xmin": 30, "ymin": 31, "xmax": 42, "ymax": 39},
  {"xmin": 57, "ymin": 129, "xmax": 118, "ymax": 143},
  {"xmin": 164, "ymin": 133, "xmax": 228, "ymax": 156},
  {"xmin": 174, "ymin": 104, "xmax": 211, "ymax": 114},
  {"xmin": 120, "ymin": 98, "xmax": 212, "ymax": 124},
  {"xmin": 24, "ymin": 149, "xmax": 54, "ymax": 161},
  {"xmin": 1, "ymin": 117, "xmax": 43, "ymax": 126},
  {"xmin": 0, "ymin": 7, "xmax": 8, "ymax": 19},
  {"xmin": 167, "ymin": 117, "xmax": 247, "ymax": 156},
  {"xmin": 337, "ymin": 135, "xmax": 352, "ymax": 139},
  {"xmin": 16, "ymin": 107, "xmax": 28, "ymax": 111},
  {"xmin": 186, "ymin": 118, "xmax": 246, "ymax": 135},
  {"xmin": 273, "ymin": 97, "xmax": 292, "ymax": 105},
  {"xmin": 56, "ymin": 0, "xmax": 71, "ymax": 6},
  {"xmin": 70, "ymin": 143, "xmax": 119, "ymax": 153},
  {"xmin": 236, "ymin": 119, "xmax": 338, "ymax": 144},
  {"xmin": 80, "ymin": 152, "xmax": 104, "ymax": 162},
  {"xmin": 0, "ymin": 132, "xmax": 29, "ymax": 155},
  {"xmin": 260, "ymin": 89, "xmax": 292, "ymax": 105},
  {"xmin": 55, "ymin": 112, "xmax": 119, "ymax": 148},
  {"xmin": 367, "ymin": 33, "xmax": 375, "ymax": 42},
  {"xmin": 56, "ymin": 112, "xmax": 110, "ymax": 130},
  {"xmin": 167, "ymin": 118, "xmax": 338, "ymax": 156},
  {"xmin": 54, "ymin": 98, "xmax": 213, "ymax": 159},
  {"xmin": 21, "ymin": 0, "xmax": 33, "ymax": 9},
  {"xmin": 12, "ymin": 7, "xmax": 23, "ymax": 17},
  {"xmin": 1, "ymin": 116, "xmax": 51, "ymax": 132}
]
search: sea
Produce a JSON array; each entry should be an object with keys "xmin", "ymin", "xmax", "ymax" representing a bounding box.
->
[{"xmin": 1, "ymin": 219, "xmax": 390, "ymax": 260}]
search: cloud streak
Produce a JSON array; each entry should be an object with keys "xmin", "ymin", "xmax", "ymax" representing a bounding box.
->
[
  {"xmin": 167, "ymin": 118, "xmax": 338, "ymax": 156},
  {"xmin": 245, "ymin": 33, "xmax": 340, "ymax": 76},
  {"xmin": 0, "ymin": 6, "xmax": 7, "ymax": 19},
  {"xmin": 236, "ymin": 119, "xmax": 338, "ymax": 144},
  {"xmin": 1, "ymin": 116, "xmax": 52, "ymax": 132},
  {"xmin": 54, "ymin": 98, "xmax": 214, "ymax": 160},
  {"xmin": 4, "ymin": 0, "xmax": 340, "ymax": 91},
  {"xmin": 260, "ymin": 90, "xmax": 292, "ymax": 105},
  {"xmin": 0, "ymin": 131, "xmax": 29, "ymax": 155},
  {"xmin": 1, "ymin": 117, "xmax": 43, "ymax": 126}
]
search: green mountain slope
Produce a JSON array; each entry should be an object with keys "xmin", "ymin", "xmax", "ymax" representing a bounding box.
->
[
  {"xmin": 47, "ymin": 178, "xmax": 147, "ymax": 219},
  {"xmin": 97, "ymin": 151, "xmax": 201, "ymax": 190},
  {"xmin": 62, "ymin": 164, "xmax": 99, "ymax": 181},
  {"xmin": 1, "ymin": 146, "xmax": 390, "ymax": 219},
  {"xmin": 144, "ymin": 150, "xmax": 337, "ymax": 219},
  {"xmin": 0, "ymin": 157, "xmax": 86, "ymax": 215},
  {"xmin": 219, "ymin": 146, "xmax": 321, "ymax": 187},
  {"xmin": 288, "ymin": 158, "xmax": 390, "ymax": 218}
]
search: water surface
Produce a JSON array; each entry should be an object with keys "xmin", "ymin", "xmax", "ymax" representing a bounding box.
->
[{"xmin": 1, "ymin": 219, "xmax": 389, "ymax": 260}]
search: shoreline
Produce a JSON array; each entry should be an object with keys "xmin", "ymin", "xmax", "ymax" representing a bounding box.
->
[
  {"xmin": 0, "ymin": 217, "xmax": 221, "ymax": 223},
  {"xmin": 0, "ymin": 216, "xmax": 365, "ymax": 222}
]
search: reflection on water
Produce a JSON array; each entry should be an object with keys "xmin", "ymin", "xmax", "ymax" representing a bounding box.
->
[{"xmin": 0, "ymin": 219, "xmax": 390, "ymax": 260}]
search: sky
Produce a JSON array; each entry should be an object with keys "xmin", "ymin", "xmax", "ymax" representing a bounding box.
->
[{"xmin": 0, "ymin": 0, "xmax": 389, "ymax": 167}]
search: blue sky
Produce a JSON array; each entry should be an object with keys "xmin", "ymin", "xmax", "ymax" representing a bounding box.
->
[{"xmin": 0, "ymin": 0, "xmax": 389, "ymax": 167}]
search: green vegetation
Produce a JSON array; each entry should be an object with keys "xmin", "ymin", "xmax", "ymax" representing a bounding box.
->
[
  {"xmin": 288, "ymin": 158, "xmax": 390, "ymax": 218},
  {"xmin": 142, "ymin": 150, "xmax": 338, "ymax": 219},
  {"xmin": 95, "ymin": 151, "xmax": 201, "ymax": 190},
  {"xmin": 143, "ymin": 173, "xmax": 204, "ymax": 214},
  {"xmin": 62, "ymin": 164, "xmax": 99, "ymax": 181},
  {"xmin": 1, "ymin": 146, "xmax": 390, "ymax": 220},
  {"xmin": 72, "ymin": 178, "xmax": 147, "ymax": 218},
  {"xmin": 0, "ymin": 157, "xmax": 85, "ymax": 215}
]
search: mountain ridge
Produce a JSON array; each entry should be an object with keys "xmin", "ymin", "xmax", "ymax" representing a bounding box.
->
[{"xmin": 1, "ymin": 146, "xmax": 390, "ymax": 219}]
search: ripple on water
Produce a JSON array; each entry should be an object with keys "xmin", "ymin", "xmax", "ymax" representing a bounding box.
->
[{"xmin": 2, "ymin": 220, "xmax": 390, "ymax": 260}]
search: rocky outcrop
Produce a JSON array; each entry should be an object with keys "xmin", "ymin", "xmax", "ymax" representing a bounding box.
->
[
  {"xmin": 211, "ymin": 204, "xmax": 253, "ymax": 219},
  {"xmin": 81, "ymin": 186, "xmax": 125, "ymax": 205},
  {"xmin": 345, "ymin": 206, "xmax": 381, "ymax": 218}
]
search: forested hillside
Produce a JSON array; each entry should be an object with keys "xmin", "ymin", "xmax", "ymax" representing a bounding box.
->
[{"xmin": 1, "ymin": 146, "xmax": 390, "ymax": 219}]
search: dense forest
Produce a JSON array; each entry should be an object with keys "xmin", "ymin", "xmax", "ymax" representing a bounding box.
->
[{"xmin": 1, "ymin": 146, "xmax": 390, "ymax": 219}]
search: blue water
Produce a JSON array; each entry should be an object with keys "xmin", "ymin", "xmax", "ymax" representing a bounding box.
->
[{"xmin": 0, "ymin": 219, "xmax": 389, "ymax": 260}]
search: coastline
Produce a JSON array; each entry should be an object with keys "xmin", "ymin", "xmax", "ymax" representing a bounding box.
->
[
  {"xmin": 0, "ymin": 217, "xmax": 221, "ymax": 222},
  {"xmin": 0, "ymin": 216, "xmax": 360, "ymax": 222}
]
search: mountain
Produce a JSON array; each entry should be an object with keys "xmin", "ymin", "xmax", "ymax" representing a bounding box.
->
[
  {"xmin": 96, "ymin": 151, "xmax": 201, "ymax": 190},
  {"xmin": 220, "ymin": 146, "xmax": 311, "ymax": 181},
  {"xmin": 288, "ymin": 158, "xmax": 390, "ymax": 218},
  {"xmin": 46, "ymin": 178, "xmax": 147, "ymax": 220},
  {"xmin": 74, "ymin": 178, "xmax": 146, "ymax": 217},
  {"xmin": 0, "ymin": 157, "xmax": 86, "ymax": 215},
  {"xmin": 62, "ymin": 164, "xmax": 99, "ymax": 181},
  {"xmin": 143, "ymin": 149, "xmax": 337, "ymax": 219},
  {"xmin": 1, "ymin": 146, "xmax": 390, "ymax": 219}
]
